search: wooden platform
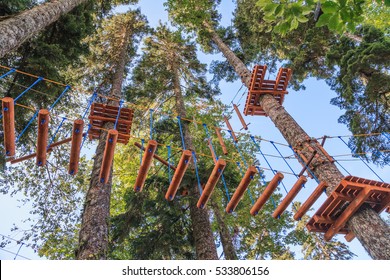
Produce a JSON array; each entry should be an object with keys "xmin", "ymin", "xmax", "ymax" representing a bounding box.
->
[
  {"xmin": 244, "ymin": 65, "xmax": 292, "ymax": 116},
  {"xmin": 306, "ymin": 176, "xmax": 390, "ymax": 241},
  {"xmin": 88, "ymin": 103, "xmax": 133, "ymax": 144}
]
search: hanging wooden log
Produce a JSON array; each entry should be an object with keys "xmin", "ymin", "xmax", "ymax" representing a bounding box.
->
[
  {"xmin": 226, "ymin": 166, "xmax": 257, "ymax": 213},
  {"xmin": 207, "ymin": 139, "xmax": 217, "ymax": 164},
  {"xmin": 68, "ymin": 119, "xmax": 84, "ymax": 175},
  {"xmin": 197, "ymin": 159, "xmax": 227, "ymax": 209},
  {"xmin": 134, "ymin": 142, "xmax": 176, "ymax": 171},
  {"xmin": 215, "ymin": 128, "xmax": 228, "ymax": 155},
  {"xmin": 233, "ymin": 104, "xmax": 248, "ymax": 130},
  {"xmin": 2, "ymin": 97, "xmax": 15, "ymax": 157},
  {"xmin": 272, "ymin": 175, "xmax": 307, "ymax": 218},
  {"xmin": 165, "ymin": 150, "xmax": 192, "ymax": 201},
  {"xmin": 294, "ymin": 181, "xmax": 327, "ymax": 220},
  {"xmin": 224, "ymin": 116, "xmax": 237, "ymax": 142},
  {"xmin": 134, "ymin": 140, "xmax": 158, "ymax": 192},
  {"xmin": 99, "ymin": 129, "xmax": 118, "ymax": 184},
  {"xmin": 250, "ymin": 172, "xmax": 284, "ymax": 216},
  {"xmin": 36, "ymin": 109, "xmax": 49, "ymax": 166}
]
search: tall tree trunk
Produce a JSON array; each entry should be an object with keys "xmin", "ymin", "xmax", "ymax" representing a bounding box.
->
[
  {"xmin": 76, "ymin": 24, "xmax": 130, "ymax": 260},
  {"xmin": 205, "ymin": 23, "xmax": 390, "ymax": 260},
  {"xmin": 210, "ymin": 198, "xmax": 238, "ymax": 260},
  {"xmin": 172, "ymin": 65, "xmax": 218, "ymax": 260},
  {"xmin": 0, "ymin": 0, "xmax": 88, "ymax": 58}
]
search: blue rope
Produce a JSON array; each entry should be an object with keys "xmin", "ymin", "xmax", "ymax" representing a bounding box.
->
[
  {"xmin": 192, "ymin": 151, "xmax": 203, "ymax": 195},
  {"xmin": 48, "ymin": 85, "xmax": 71, "ymax": 111},
  {"xmin": 82, "ymin": 92, "xmax": 98, "ymax": 120},
  {"xmin": 0, "ymin": 68, "xmax": 16, "ymax": 79},
  {"xmin": 114, "ymin": 100, "xmax": 124, "ymax": 130},
  {"xmin": 251, "ymin": 135, "xmax": 275, "ymax": 173},
  {"xmin": 203, "ymin": 124, "xmax": 218, "ymax": 160},
  {"xmin": 289, "ymin": 145, "xmax": 320, "ymax": 184},
  {"xmin": 140, "ymin": 139, "xmax": 145, "ymax": 165},
  {"xmin": 149, "ymin": 109, "xmax": 154, "ymax": 140},
  {"xmin": 47, "ymin": 117, "xmax": 66, "ymax": 149},
  {"xmin": 270, "ymin": 141, "xmax": 298, "ymax": 178},
  {"xmin": 14, "ymin": 77, "xmax": 43, "ymax": 103},
  {"xmin": 80, "ymin": 124, "xmax": 92, "ymax": 150},
  {"xmin": 383, "ymin": 132, "xmax": 390, "ymax": 142},
  {"xmin": 16, "ymin": 110, "xmax": 39, "ymax": 143},
  {"xmin": 167, "ymin": 145, "xmax": 172, "ymax": 183},
  {"xmin": 229, "ymin": 130, "xmax": 248, "ymax": 167},
  {"xmin": 220, "ymin": 173, "xmax": 231, "ymax": 201},
  {"xmin": 177, "ymin": 116, "xmax": 186, "ymax": 150},
  {"xmin": 338, "ymin": 136, "xmax": 383, "ymax": 182}
]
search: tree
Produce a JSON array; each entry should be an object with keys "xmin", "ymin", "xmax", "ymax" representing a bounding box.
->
[
  {"xmin": 76, "ymin": 10, "xmax": 147, "ymax": 260},
  {"xmin": 165, "ymin": 0, "xmax": 390, "ymax": 259}
]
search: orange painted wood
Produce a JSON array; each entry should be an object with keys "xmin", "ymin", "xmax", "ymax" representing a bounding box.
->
[
  {"xmin": 99, "ymin": 129, "xmax": 118, "ymax": 184},
  {"xmin": 2, "ymin": 97, "xmax": 15, "ymax": 157},
  {"xmin": 134, "ymin": 142, "xmax": 176, "ymax": 171},
  {"xmin": 294, "ymin": 181, "xmax": 327, "ymax": 220},
  {"xmin": 272, "ymin": 175, "xmax": 307, "ymax": 218},
  {"xmin": 36, "ymin": 109, "xmax": 49, "ymax": 166},
  {"xmin": 165, "ymin": 150, "xmax": 192, "ymax": 201},
  {"xmin": 68, "ymin": 119, "xmax": 84, "ymax": 175},
  {"xmin": 233, "ymin": 104, "xmax": 248, "ymax": 130},
  {"xmin": 134, "ymin": 140, "xmax": 158, "ymax": 192},
  {"xmin": 215, "ymin": 128, "xmax": 228, "ymax": 155},
  {"xmin": 250, "ymin": 172, "xmax": 284, "ymax": 216},
  {"xmin": 197, "ymin": 159, "xmax": 227, "ymax": 209},
  {"xmin": 207, "ymin": 139, "xmax": 217, "ymax": 164},
  {"xmin": 316, "ymin": 140, "xmax": 334, "ymax": 163},
  {"xmin": 224, "ymin": 116, "xmax": 237, "ymax": 142},
  {"xmin": 344, "ymin": 232, "xmax": 355, "ymax": 242},
  {"xmin": 324, "ymin": 188, "xmax": 371, "ymax": 241},
  {"xmin": 226, "ymin": 166, "xmax": 257, "ymax": 213}
]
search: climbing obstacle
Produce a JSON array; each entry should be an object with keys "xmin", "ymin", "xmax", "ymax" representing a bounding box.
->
[
  {"xmin": 226, "ymin": 166, "xmax": 257, "ymax": 213},
  {"xmin": 224, "ymin": 116, "xmax": 237, "ymax": 142},
  {"xmin": 306, "ymin": 176, "xmax": 390, "ymax": 241},
  {"xmin": 244, "ymin": 65, "xmax": 292, "ymax": 116},
  {"xmin": 165, "ymin": 150, "xmax": 192, "ymax": 201},
  {"xmin": 134, "ymin": 140, "xmax": 158, "ymax": 192},
  {"xmin": 2, "ymin": 97, "xmax": 16, "ymax": 157},
  {"xmin": 36, "ymin": 109, "xmax": 50, "ymax": 166},
  {"xmin": 233, "ymin": 104, "xmax": 248, "ymax": 130},
  {"xmin": 68, "ymin": 120, "xmax": 84, "ymax": 175},
  {"xmin": 134, "ymin": 142, "xmax": 176, "ymax": 171},
  {"xmin": 197, "ymin": 158, "xmax": 227, "ymax": 209},
  {"xmin": 99, "ymin": 129, "xmax": 118, "ymax": 184},
  {"xmin": 294, "ymin": 181, "xmax": 327, "ymax": 220},
  {"xmin": 88, "ymin": 103, "xmax": 133, "ymax": 144},
  {"xmin": 215, "ymin": 128, "xmax": 228, "ymax": 155}
]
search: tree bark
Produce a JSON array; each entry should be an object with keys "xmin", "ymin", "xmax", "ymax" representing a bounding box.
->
[
  {"xmin": 210, "ymin": 198, "xmax": 238, "ymax": 260},
  {"xmin": 76, "ymin": 23, "xmax": 130, "ymax": 260},
  {"xmin": 172, "ymin": 65, "xmax": 218, "ymax": 260},
  {"xmin": 205, "ymin": 23, "xmax": 390, "ymax": 260},
  {"xmin": 0, "ymin": 0, "xmax": 88, "ymax": 58}
]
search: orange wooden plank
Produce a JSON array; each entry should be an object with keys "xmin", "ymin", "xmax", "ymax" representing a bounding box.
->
[
  {"xmin": 294, "ymin": 181, "xmax": 327, "ymax": 220},
  {"xmin": 99, "ymin": 129, "xmax": 118, "ymax": 184},
  {"xmin": 36, "ymin": 109, "xmax": 49, "ymax": 166},
  {"xmin": 197, "ymin": 159, "xmax": 227, "ymax": 209},
  {"xmin": 226, "ymin": 166, "xmax": 257, "ymax": 213},
  {"xmin": 134, "ymin": 140, "xmax": 158, "ymax": 192},
  {"xmin": 233, "ymin": 104, "xmax": 248, "ymax": 130},
  {"xmin": 68, "ymin": 119, "xmax": 84, "ymax": 175},
  {"xmin": 224, "ymin": 116, "xmax": 237, "ymax": 142},
  {"xmin": 215, "ymin": 128, "xmax": 228, "ymax": 155},
  {"xmin": 165, "ymin": 150, "xmax": 192, "ymax": 201},
  {"xmin": 272, "ymin": 175, "xmax": 307, "ymax": 218},
  {"xmin": 2, "ymin": 97, "xmax": 16, "ymax": 157},
  {"xmin": 134, "ymin": 142, "xmax": 176, "ymax": 171},
  {"xmin": 250, "ymin": 172, "xmax": 284, "ymax": 216},
  {"xmin": 344, "ymin": 232, "xmax": 355, "ymax": 242},
  {"xmin": 324, "ymin": 188, "xmax": 371, "ymax": 241}
]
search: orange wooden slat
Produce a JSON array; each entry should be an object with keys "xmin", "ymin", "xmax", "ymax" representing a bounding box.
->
[
  {"xmin": 224, "ymin": 116, "xmax": 237, "ymax": 142},
  {"xmin": 165, "ymin": 150, "xmax": 192, "ymax": 201},
  {"xmin": 68, "ymin": 119, "xmax": 84, "ymax": 175},
  {"xmin": 215, "ymin": 128, "xmax": 228, "ymax": 155},
  {"xmin": 134, "ymin": 140, "xmax": 158, "ymax": 192},
  {"xmin": 99, "ymin": 129, "xmax": 118, "ymax": 184},
  {"xmin": 294, "ymin": 181, "xmax": 327, "ymax": 220},
  {"xmin": 2, "ymin": 97, "xmax": 16, "ymax": 157},
  {"xmin": 36, "ymin": 109, "xmax": 49, "ymax": 166},
  {"xmin": 134, "ymin": 142, "xmax": 176, "ymax": 171},
  {"xmin": 233, "ymin": 104, "xmax": 248, "ymax": 130}
]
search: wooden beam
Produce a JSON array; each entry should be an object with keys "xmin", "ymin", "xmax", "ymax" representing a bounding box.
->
[
  {"xmin": 250, "ymin": 172, "xmax": 284, "ymax": 216},
  {"xmin": 165, "ymin": 150, "xmax": 192, "ymax": 201},
  {"xmin": 233, "ymin": 104, "xmax": 248, "ymax": 130},
  {"xmin": 272, "ymin": 175, "xmax": 307, "ymax": 218},
  {"xmin": 134, "ymin": 140, "xmax": 158, "ymax": 192},
  {"xmin": 197, "ymin": 159, "xmax": 227, "ymax": 209},
  {"xmin": 99, "ymin": 129, "xmax": 118, "ymax": 184},
  {"xmin": 134, "ymin": 142, "xmax": 176, "ymax": 171},
  {"xmin": 294, "ymin": 181, "xmax": 327, "ymax": 220},
  {"xmin": 215, "ymin": 128, "xmax": 228, "ymax": 155},
  {"xmin": 2, "ymin": 97, "xmax": 15, "ymax": 157},
  {"xmin": 68, "ymin": 119, "xmax": 84, "ymax": 175},
  {"xmin": 36, "ymin": 109, "xmax": 49, "ymax": 166},
  {"xmin": 224, "ymin": 116, "xmax": 237, "ymax": 142},
  {"xmin": 226, "ymin": 166, "xmax": 257, "ymax": 213}
]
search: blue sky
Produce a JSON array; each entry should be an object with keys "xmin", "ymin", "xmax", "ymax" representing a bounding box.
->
[{"xmin": 1, "ymin": 0, "xmax": 389, "ymax": 260}]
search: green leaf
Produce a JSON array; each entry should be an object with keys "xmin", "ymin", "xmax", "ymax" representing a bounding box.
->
[
  {"xmin": 301, "ymin": 7, "xmax": 313, "ymax": 15},
  {"xmin": 275, "ymin": 5, "xmax": 284, "ymax": 17},
  {"xmin": 315, "ymin": 13, "xmax": 332, "ymax": 27},
  {"xmin": 291, "ymin": 18, "xmax": 299, "ymax": 30},
  {"xmin": 339, "ymin": 8, "xmax": 351, "ymax": 22},
  {"xmin": 297, "ymin": 15, "xmax": 309, "ymax": 23},
  {"xmin": 339, "ymin": 0, "xmax": 347, "ymax": 8},
  {"xmin": 321, "ymin": 1, "xmax": 340, "ymax": 14},
  {"xmin": 263, "ymin": 3, "xmax": 279, "ymax": 14},
  {"xmin": 328, "ymin": 13, "xmax": 341, "ymax": 31}
]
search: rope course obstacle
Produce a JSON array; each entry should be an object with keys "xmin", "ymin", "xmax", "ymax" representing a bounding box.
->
[{"xmin": 1, "ymin": 64, "xmax": 389, "ymax": 244}]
